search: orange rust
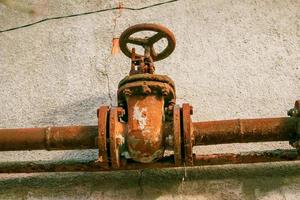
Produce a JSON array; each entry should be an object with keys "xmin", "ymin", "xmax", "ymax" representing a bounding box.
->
[
  {"xmin": 0, "ymin": 126, "xmax": 98, "ymax": 151},
  {"xmin": 119, "ymin": 23, "xmax": 176, "ymax": 62},
  {"xmin": 0, "ymin": 149, "xmax": 298, "ymax": 173},
  {"xmin": 0, "ymin": 117, "xmax": 298, "ymax": 151},
  {"xmin": 97, "ymin": 106, "xmax": 109, "ymax": 168},
  {"xmin": 118, "ymin": 74, "xmax": 175, "ymax": 89},
  {"xmin": 115, "ymin": 26, "xmax": 178, "ymax": 166},
  {"xmin": 193, "ymin": 149, "xmax": 299, "ymax": 165},
  {"xmin": 111, "ymin": 38, "xmax": 120, "ymax": 55},
  {"xmin": 117, "ymin": 79, "xmax": 176, "ymax": 110},
  {"xmin": 173, "ymin": 105, "xmax": 182, "ymax": 166},
  {"xmin": 109, "ymin": 107, "xmax": 126, "ymax": 168},
  {"xmin": 116, "ymin": 70, "xmax": 176, "ymax": 164},
  {"xmin": 288, "ymin": 100, "xmax": 300, "ymax": 149},
  {"xmin": 126, "ymin": 95, "xmax": 165, "ymax": 163},
  {"xmin": 193, "ymin": 117, "xmax": 299, "ymax": 145},
  {"xmin": 182, "ymin": 103, "xmax": 194, "ymax": 166}
]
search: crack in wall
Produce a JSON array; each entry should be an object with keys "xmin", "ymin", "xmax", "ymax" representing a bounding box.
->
[
  {"xmin": 97, "ymin": 61, "xmax": 113, "ymax": 106},
  {"xmin": 96, "ymin": 2, "xmax": 124, "ymax": 106}
]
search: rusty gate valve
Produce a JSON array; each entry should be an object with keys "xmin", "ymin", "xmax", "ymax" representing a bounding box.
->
[{"xmin": 97, "ymin": 23, "xmax": 194, "ymax": 169}]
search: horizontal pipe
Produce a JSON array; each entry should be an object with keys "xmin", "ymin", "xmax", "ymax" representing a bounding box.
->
[
  {"xmin": 193, "ymin": 117, "xmax": 299, "ymax": 145},
  {"xmin": 0, "ymin": 117, "xmax": 298, "ymax": 151},
  {"xmin": 193, "ymin": 149, "xmax": 299, "ymax": 165},
  {"xmin": 0, "ymin": 149, "xmax": 298, "ymax": 173},
  {"xmin": 0, "ymin": 126, "xmax": 98, "ymax": 151}
]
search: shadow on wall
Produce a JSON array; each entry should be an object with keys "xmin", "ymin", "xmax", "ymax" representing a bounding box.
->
[
  {"xmin": 32, "ymin": 95, "xmax": 116, "ymax": 127},
  {"xmin": 1, "ymin": 162, "xmax": 300, "ymax": 200},
  {"xmin": 30, "ymin": 95, "xmax": 112, "ymax": 162}
]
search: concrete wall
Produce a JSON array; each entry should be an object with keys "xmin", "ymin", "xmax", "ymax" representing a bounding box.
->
[{"xmin": 0, "ymin": 0, "xmax": 299, "ymax": 199}]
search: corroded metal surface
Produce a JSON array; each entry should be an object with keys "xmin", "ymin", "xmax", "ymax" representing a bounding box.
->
[
  {"xmin": 288, "ymin": 100, "xmax": 300, "ymax": 150},
  {"xmin": 193, "ymin": 117, "xmax": 299, "ymax": 145},
  {"xmin": 117, "ymin": 69, "xmax": 176, "ymax": 164},
  {"xmin": 193, "ymin": 149, "xmax": 299, "ymax": 166},
  {"xmin": 182, "ymin": 103, "xmax": 194, "ymax": 166},
  {"xmin": 116, "ymin": 24, "xmax": 177, "ymax": 164},
  {"xmin": 109, "ymin": 107, "xmax": 126, "ymax": 168},
  {"xmin": 0, "ymin": 126, "xmax": 98, "ymax": 151},
  {"xmin": 0, "ymin": 149, "xmax": 298, "ymax": 173},
  {"xmin": 173, "ymin": 105, "xmax": 182, "ymax": 166},
  {"xmin": 97, "ymin": 106, "xmax": 109, "ymax": 168},
  {"xmin": 119, "ymin": 23, "xmax": 176, "ymax": 62},
  {"xmin": 117, "ymin": 75, "xmax": 176, "ymax": 114},
  {"xmin": 126, "ymin": 95, "xmax": 165, "ymax": 163},
  {"xmin": 118, "ymin": 74, "xmax": 175, "ymax": 89},
  {"xmin": 0, "ymin": 117, "xmax": 298, "ymax": 151}
]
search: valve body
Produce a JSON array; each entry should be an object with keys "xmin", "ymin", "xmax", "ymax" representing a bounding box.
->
[{"xmin": 117, "ymin": 74, "xmax": 176, "ymax": 163}]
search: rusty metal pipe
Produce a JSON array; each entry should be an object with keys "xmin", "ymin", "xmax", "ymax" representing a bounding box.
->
[
  {"xmin": 0, "ymin": 149, "xmax": 298, "ymax": 173},
  {"xmin": 0, "ymin": 126, "xmax": 98, "ymax": 151},
  {"xmin": 0, "ymin": 117, "xmax": 298, "ymax": 151},
  {"xmin": 193, "ymin": 117, "xmax": 299, "ymax": 145}
]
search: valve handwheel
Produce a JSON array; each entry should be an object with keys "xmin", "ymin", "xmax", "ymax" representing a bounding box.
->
[{"xmin": 119, "ymin": 23, "xmax": 176, "ymax": 62}]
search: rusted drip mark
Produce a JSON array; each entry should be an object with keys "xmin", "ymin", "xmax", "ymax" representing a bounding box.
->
[{"xmin": 0, "ymin": 150, "xmax": 298, "ymax": 173}]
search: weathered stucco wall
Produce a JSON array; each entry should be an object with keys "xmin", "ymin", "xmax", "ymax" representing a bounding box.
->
[{"xmin": 0, "ymin": 0, "xmax": 299, "ymax": 199}]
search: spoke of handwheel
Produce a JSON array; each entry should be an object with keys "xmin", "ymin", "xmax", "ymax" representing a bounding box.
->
[
  {"xmin": 150, "ymin": 45, "xmax": 158, "ymax": 58},
  {"xmin": 127, "ymin": 37, "xmax": 147, "ymax": 46},
  {"xmin": 148, "ymin": 32, "xmax": 165, "ymax": 45}
]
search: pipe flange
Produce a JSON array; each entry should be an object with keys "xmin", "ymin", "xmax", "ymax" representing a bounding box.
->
[
  {"xmin": 173, "ymin": 105, "xmax": 182, "ymax": 166},
  {"xmin": 96, "ymin": 106, "xmax": 109, "ymax": 168},
  {"xmin": 288, "ymin": 100, "xmax": 300, "ymax": 152},
  {"xmin": 109, "ymin": 107, "xmax": 126, "ymax": 169},
  {"xmin": 182, "ymin": 103, "xmax": 194, "ymax": 166}
]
